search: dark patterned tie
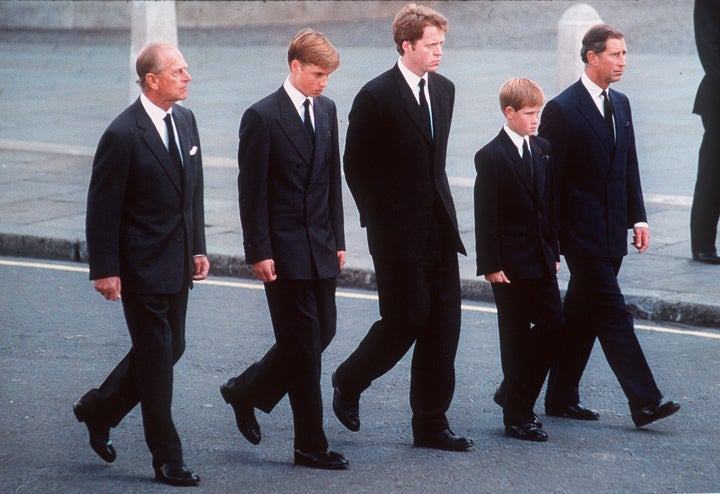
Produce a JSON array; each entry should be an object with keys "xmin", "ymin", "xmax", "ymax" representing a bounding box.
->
[
  {"xmin": 303, "ymin": 98, "xmax": 314, "ymax": 142},
  {"xmin": 163, "ymin": 113, "xmax": 183, "ymax": 175},
  {"xmin": 522, "ymin": 138, "xmax": 533, "ymax": 182},
  {"xmin": 418, "ymin": 78, "xmax": 432, "ymax": 137},
  {"xmin": 601, "ymin": 90, "xmax": 614, "ymax": 141}
]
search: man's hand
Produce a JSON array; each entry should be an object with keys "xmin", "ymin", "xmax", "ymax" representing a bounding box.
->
[
  {"xmin": 337, "ymin": 250, "xmax": 346, "ymax": 270},
  {"xmin": 252, "ymin": 259, "xmax": 277, "ymax": 283},
  {"xmin": 484, "ymin": 270, "xmax": 510, "ymax": 284},
  {"xmin": 94, "ymin": 276, "xmax": 121, "ymax": 301},
  {"xmin": 193, "ymin": 255, "xmax": 210, "ymax": 281},
  {"xmin": 633, "ymin": 226, "xmax": 650, "ymax": 253}
]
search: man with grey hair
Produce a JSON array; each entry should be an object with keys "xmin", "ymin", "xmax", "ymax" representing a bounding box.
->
[{"xmin": 73, "ymin": 43, "xmax": 208, "ymax": 486}]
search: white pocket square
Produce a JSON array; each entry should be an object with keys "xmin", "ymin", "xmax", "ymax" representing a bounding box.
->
[{"xmin": 189, "ymin": 146, "xmax": 198, "ymax": 156}]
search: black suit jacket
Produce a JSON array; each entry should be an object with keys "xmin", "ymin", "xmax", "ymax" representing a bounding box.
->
[
  {"xmin": 86, "ymin": 98, "xmax": 206, "ymax": 294},
  {"xmin": 238, "ymin": 87, "xmax": 345, "ymax": 280},
  {"xmin": 693, "ymin": 0, "xmax": 720, "ymax": 117},
  {"xmin": 539, "ymin": 80, "xmax": 646, "ymax": 259},
  {"xmin": 474, "ymin": 130, "xmax": 558, "ymax": 280},
  {"xmin": 344, "ymin": 64, "xmax": 465, "ymax": 262}
]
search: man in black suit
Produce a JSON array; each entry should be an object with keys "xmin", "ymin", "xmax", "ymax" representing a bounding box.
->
[
  {"xmin": 690, "ymin": 0, "xmax": 720, "ymax": 264},
  {"xmin": 332, "ymin": 3, "xmax": 472, "ymax": 452},
  {"xmin": 220, "ymin": 29, "xmax": 347, "ymax": 470},
  {"xmin": 539, "ymin": 24, "xmax": 679, "ymax": 428},
  {"xmin": 475, "ymin": 78, "xmax": 562, "ymax": 442},
  {"xmin": 74, "ymin": 43, "xmax": 209, "ymax": 486}
]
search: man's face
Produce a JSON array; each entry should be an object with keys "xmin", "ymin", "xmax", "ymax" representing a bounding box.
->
[
  {"xmin": 290, "ymin": 60, "xmax": 333, "ymax": 98},
  {"xmin": 149, "ymin": 46, "xmax": 192, "ymax": 109},
  {"xmin": 505, "ymin": 105, "xmax": 542, "ymax": 138},
  {"xmin": 401, "ymin": 25, "xmax": 445, "ymax": 76},
  {"xmin": 589, "ymin": 37, "xmax": 627, "ymax": 88}
]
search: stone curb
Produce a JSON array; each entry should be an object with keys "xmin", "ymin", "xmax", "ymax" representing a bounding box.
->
[{"xmin": 2, "ymin": 232, "xmax": 718, "ymax": 329}]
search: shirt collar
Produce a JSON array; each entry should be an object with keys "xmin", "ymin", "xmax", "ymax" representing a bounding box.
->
[
  {"xmin": 503, "ymin": 124, "xmax": 528, "ymax": 152},
  {"xmin": 140, "ymin": 92, "xmax": 171, "ymax": 123},
  {"xmin": 283, "ymin": 76, "xmax": 312, "ymax": 116},
  {"xmin": 581, "ymin": 72, "xmax": 609, "ymax": 99},
  {"xmin": 397, "ymin": 57, "xmax": 428, "ymax": 94}
]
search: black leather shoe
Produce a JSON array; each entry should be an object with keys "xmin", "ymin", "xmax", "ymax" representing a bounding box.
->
[
  {"xmin": 493, "ymin": 386, "xmax": 543, "ymax": 427},
  {"xmin": 294, "ymin": 449, "xmax": 349, "ymax": 470},
  {"xmin": 632, "ymin": 399, "xmax": 680, "ymax": 428},
  {"xmin": 331, "ymin": 372, "xmax": 360, "ymax": 432},
  {"xmin": 505, "ymin": 423, "xmax": 548, "ymax": 442},
  {"xmin": 546, "ymin": 403, "xmax": 599, "ymax": 421},
  {"xmin": 413, "ymin": 429, "xmax": 474, "ymax": 451},
  {"xmin": 154, "ymin": 462, "xmax": 200, "ymax": 486},
  {"xmin": 220, "ymin": 383, "xmax": 260, "ymax": 445},
  {"xmin": 73, "ymin": 400, "xmax": 116, "ymax": 463},
  {"xmin": 693, "ymin": 252, "xmax": 720, "ymax": 264}
]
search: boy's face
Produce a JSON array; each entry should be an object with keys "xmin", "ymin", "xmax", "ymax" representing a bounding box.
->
[{"xmin": 504, "ymin": 105, "xmax": 542, "ymax": 137}]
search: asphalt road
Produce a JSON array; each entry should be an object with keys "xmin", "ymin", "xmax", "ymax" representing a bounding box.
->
[{"xmin": 1, "ymin": 256, "xmax": 718, "ymax": 493}]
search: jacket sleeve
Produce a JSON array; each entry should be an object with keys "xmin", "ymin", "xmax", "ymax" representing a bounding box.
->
[
  {"xmin": 474, "ymin": 148, "xmax": 502, "ymax": 276},
  {"xmin": 86, "ymin": 128, "xmax": 130, "ymax": 281},
  {"xmin": 237, "ymin": 107, "xmax": 273, "ymax": 264},
  {"xmin": 343, "ymin": 88, "xmax": 383, "ymax": 227}
]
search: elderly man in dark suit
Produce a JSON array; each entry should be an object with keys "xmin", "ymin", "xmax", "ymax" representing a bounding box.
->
[
  {"xmin": 220, "ymin": 29, "xmax": 347, "ymax": 470},
  {"xmin": 539, "ymin": 24, "xmax": 679, "ymax": 428},
  {"xmin": 73, "ymin": 43, "xmax": 209, "ymax": 486},
  {"xmin": 690, "ymin": 0, "xmax": 720, "ymax": 264},
  {"xmin": 331, "ymin": 3, "xmax": 472, "ymax": 452}
]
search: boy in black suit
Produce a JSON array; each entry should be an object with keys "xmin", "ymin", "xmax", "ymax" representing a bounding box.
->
[
  {"xmin": 220, "ymin": 29, "xmax": 347, "ymax": 470},
  {"xmin": 474, "ymin": 78, "xmax": 562, "ymax": 441}
]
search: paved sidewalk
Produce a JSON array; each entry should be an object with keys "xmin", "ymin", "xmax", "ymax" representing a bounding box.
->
[{"xmin": 1, "ymin": 0, "xmax": 718, "ymax": 328}]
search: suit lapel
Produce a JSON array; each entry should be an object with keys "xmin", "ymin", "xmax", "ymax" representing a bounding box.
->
[
  {"xmin": 309, "ymin": 97, "xmax": 330, "ymax": 182},
  {"xmin": 499, "ymin": 130, "xmax": 534, "ymax": 196},
  {"xmin": 572, "ymin": 81, "xmax": 615, "ymax": 154},
  {"xmin": 529, "ymin": 137, "xmax": 546, "ymax": 200},
  {"xmin": 134, "ymin": 100, "xmax": 183, "ymax": 196},
  {"xmin": 393, "ymin": 65, "xmax": 433, "ymax": 145},
  {"xmin": 275, "ymin": 88, "xmax": 314, "ymax": 165}
]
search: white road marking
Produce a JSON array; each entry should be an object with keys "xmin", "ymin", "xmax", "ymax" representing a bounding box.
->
[{"xmin": 4, "ymin": 258, "xmax": 717, "ymax": 339}]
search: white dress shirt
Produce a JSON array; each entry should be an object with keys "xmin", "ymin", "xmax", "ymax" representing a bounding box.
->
[{"xmin": 283, "ymin": 77, "xmax": 314, "ymax": 130}]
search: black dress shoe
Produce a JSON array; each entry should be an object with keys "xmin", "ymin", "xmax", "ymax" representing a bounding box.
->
[
  {"xmin": 294, "ymin": 448, "xmax": 349, "ymax": 470},
  {"xmin": 73, "ymin": 401, "xmax": 116, "ymax": 463},
  {"xmin": 413, "ymin": 429, "xmax": 474, "ymax": 451},
  {"xmin": 505, "ymin": 423, "xmax": 548, "ymax": 442},
  {"xmin": 693, "ymin": 252, "xmax": 720, "ymax": 264},
  {"xmin": 220, "ymin": 383, "xmax": 261, "ymax": 445},
  {"xmin": 493, "ymin": 386, "xmax": 542, "ymax": 427},
  {"xmin": 331, "ymin": 372, "xmax": 360, "ymax": 432},
  {"xmin": 546, "ymin": 403, "xmax": 600, "ymax": 421},
  {"xmin": 632, "ymin": 399, "xmax": 680, "ymax": 428},
  {"xmin": 154, "ymin": 462, "xmax": 200, "ymax": 486}
]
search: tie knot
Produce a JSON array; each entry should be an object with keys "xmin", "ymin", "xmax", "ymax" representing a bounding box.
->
[
  {"xmin": 164, "ymin": 113, "xmax": 172, "ymax": 124},
  {"xmin": 303, "ymin": 98, "xmax": 311, "ymax": 109},
  {"xmin": 419, "ymin": 78, "xmax": 426, "ymax": 90}
]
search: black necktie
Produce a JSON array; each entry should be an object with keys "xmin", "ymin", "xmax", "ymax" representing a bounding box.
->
[
  {"xmin": 163, "ymin": 113, "xmax": 183, "ymax": 175},
  {"xmin": 303, "ymin": 98, "xmax": 314, "ymax": 141},
  {"xmin": 522, "ymin": 138, "xmax": 533, "ymax": 182},
  {"xmin": 418, "ymin": 78, "xmax": 432, "ymax": 137},
  {"xmin": 601, "ymin": 90, "xmax": 614, "ymax": 140}
]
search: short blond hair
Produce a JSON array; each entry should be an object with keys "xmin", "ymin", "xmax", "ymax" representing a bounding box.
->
[
  {"xmin": 498, "ymin": 78, "xmax": 545, "ymax": 112},
  {"xmin": 287, "ymin": 28, "xmax": 340, "ymax": 71}
]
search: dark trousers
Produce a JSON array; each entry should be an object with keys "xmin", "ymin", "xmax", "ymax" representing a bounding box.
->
[
  {"xmin": 546, "ymin": 256, "xmax": 662, "ymax": 412},
  {"xmin": 225, "ymin": 277, "xmax": 337, "ymax": 451},
  {"xmin": 691, "ymin": 113, "xmax": 720, "ymax": 254},
  {"xmin": 492, "ymin": 276, "xmax": 562, "ymax": 425},
  {"xmin": 77, "ymin": 288, "xmax": 189, "ymax": 465},
  {"xmin": 334, "ymin": 243, "xmax": 461, "ymax": 436}
]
